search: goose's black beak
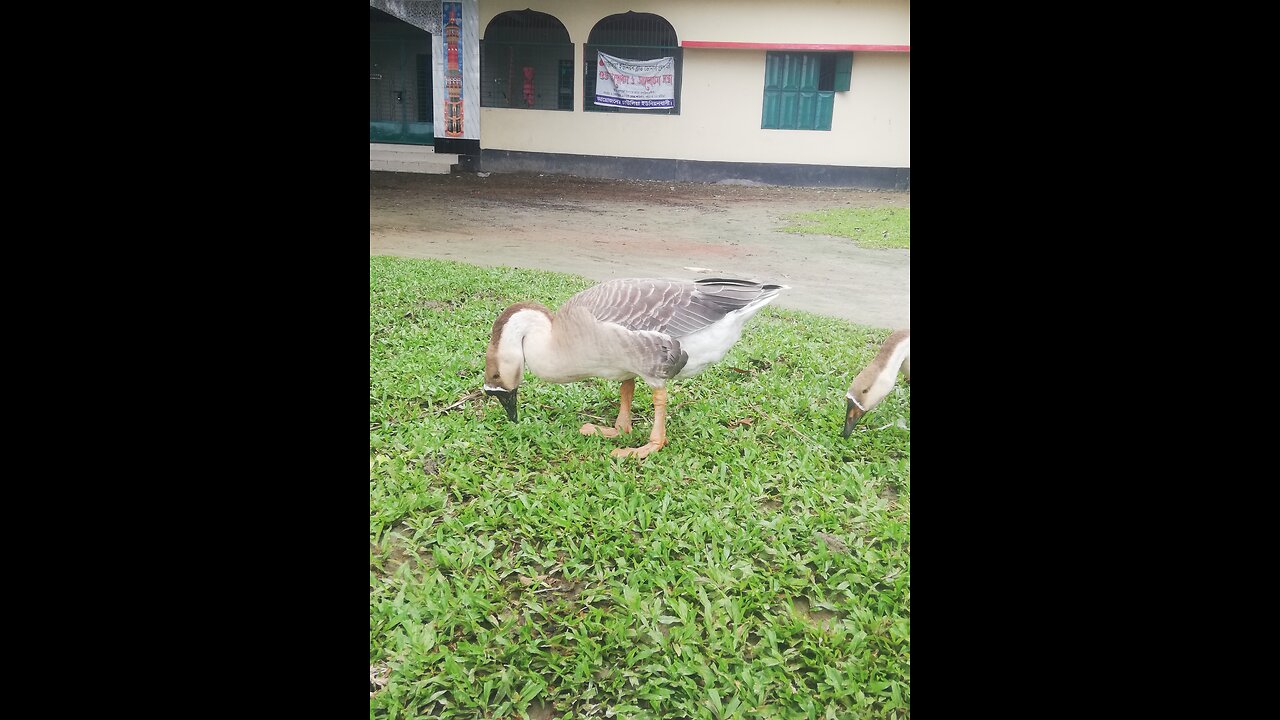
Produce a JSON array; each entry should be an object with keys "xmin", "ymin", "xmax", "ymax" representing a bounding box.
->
[
  {"xmin": 841, "ymin": 397, "xmax": 865, "ymax": 438},
  {"xmin": 485, "ymin": 387, "xmax": 518, "ymax": 422}
]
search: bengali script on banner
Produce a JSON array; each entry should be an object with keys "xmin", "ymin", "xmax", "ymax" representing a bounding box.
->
[{"xmin": 595, "ymin": 51, "xmax": 675, "ymax": 109}]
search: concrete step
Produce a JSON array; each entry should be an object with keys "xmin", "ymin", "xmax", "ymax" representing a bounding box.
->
[
  {"xmin": 369, "ymin": 144, "xmax": 459, "ymax": 174},
  {"xmin": 369, "ymin": 158, "xmax": 455, "ymax": 174},
  {"xmin": 369, "ymin": 149, "xmax": 458, "ymax": 162},
  {"xmin": 369, "ymin": 142, "xmax": 437, "ymax": 153}
]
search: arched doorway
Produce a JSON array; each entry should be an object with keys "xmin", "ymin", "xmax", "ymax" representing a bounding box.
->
[{"xmin": 369, "ymin": 7, "xmax": 434, "ymax": 145}]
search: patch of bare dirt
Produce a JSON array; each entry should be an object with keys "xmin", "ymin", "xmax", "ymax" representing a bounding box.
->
[
  {"xmin": 370, "ymin": 171, "xmax": 910, "ymax": 329},
  {"xmin": 791, "ymin": 596, "xmax": 846, "ymax": 631}
]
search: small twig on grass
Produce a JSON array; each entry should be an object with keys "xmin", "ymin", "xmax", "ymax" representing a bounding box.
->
[
  {"xmin": 874, "ymin": 417, "xmax": 910, "ymax": 432},
  {"xmin": 435, "ymin": 390, "xmax": 485, "ymax": 414}
]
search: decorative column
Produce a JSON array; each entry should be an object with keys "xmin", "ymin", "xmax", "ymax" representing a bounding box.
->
[{"xmin": 439, "ymin": 0, "xmax": 479, "ymax": 141}]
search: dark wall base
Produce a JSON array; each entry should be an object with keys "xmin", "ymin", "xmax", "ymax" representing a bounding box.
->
[
  {"xmin": 434, "ymin": 138, "xmax": 480, "ymax": 156},
  {"xmin": 477, "ymin": 149, "xmax": 909, "ymax": 190}
]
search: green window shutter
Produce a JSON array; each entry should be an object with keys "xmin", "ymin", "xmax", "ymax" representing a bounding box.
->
[
  {"xmin": 815, "ymin": 92, "xmax": 834, "ymax": 130},
  {"xmin": 798, "ymin": 91, "xmax": 817, "ymax": 129},
  {"xmin": 762, "ymin": 92, "xmax": 779, "ymax": 127},
  {"xmin": 762, "ymin": 52, "xmax": 835, "ymax": 130},
  {"xmin": 833, "ymin": 53, "xmax": 852, "ymax": 91},
  {"xmin": 780, "ymin": 54, "xmax": 798, "ymax": 89},
  {"xmin": 780, "ymin": 89, "xmax": 798, "ymax": 128},
  {"xmin": 762, "ymin": 53, "xmax": 782, "ymax": 128},
  {"xmin": 793, "ymin": 55, "xmax": 817, "ymax": 128},
  {"xmin": 795, "ymin": 53, "xmax": 818, "ymax": 90},
  {"xmin": 757, "ymin": 52, "xmax": 788, "ymax": 128}
]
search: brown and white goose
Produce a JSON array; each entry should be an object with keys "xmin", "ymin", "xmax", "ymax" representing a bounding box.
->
[
  {"xmin": 484, "ymin": 277, "xmax": 786, "ymax": 458},
  {"xmin": 842, "ymin": 329, "xmax": 911, "ymax": 437}
]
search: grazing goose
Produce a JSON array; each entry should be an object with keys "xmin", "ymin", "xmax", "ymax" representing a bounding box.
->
[
  {"xmin": 484, "ymin": 277, "xmax": 786, "ymax": 458},
  {"xmin": 842, "ymin": 329, "xmax": 911, "ymax": 437}
]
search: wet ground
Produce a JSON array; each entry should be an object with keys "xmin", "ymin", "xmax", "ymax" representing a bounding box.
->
[{"xmin": 370, "ymin": 171, "xmax": 910, "ymax": 329}]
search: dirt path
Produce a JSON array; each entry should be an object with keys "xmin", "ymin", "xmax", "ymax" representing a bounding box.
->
[{"xmin": 369, "ymin": 171, "xmax": 910, "ymax": 329}]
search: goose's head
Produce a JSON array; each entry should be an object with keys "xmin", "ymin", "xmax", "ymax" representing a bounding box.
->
[
  {"xmin": 483, "ymin": 302, "xmax": 549, "ymax": 422},
  {"xmin": 842, "ymin": 364, "xmax": 898, "ymax": 437},
  {"xmin": 841, "ymin": 330, "xmax": 910, "ymax": 438}
]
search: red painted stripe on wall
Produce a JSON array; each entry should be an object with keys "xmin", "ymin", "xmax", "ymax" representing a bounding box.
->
[{"xmin": 682, "ymin": 41, "xmax": 909, "ymax": 52}]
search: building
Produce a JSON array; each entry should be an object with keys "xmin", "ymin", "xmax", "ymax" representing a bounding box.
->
[{"xmin": 369, "ymin": 1, "xmax": 910, "ymax": 189}]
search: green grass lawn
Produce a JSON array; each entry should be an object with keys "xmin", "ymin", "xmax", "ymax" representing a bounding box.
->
[
  {"xmin": 370, "ymin": 256, "xmax": 910, "ymax": 719},
  {"xmin": 779, "ymin": 208, "xmax": 910, "ymax": 250}
]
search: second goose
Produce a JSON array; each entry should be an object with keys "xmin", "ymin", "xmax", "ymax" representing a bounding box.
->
[{"xmin": 842, "ymin": 329, "xmax": 911, "ymax": 437}]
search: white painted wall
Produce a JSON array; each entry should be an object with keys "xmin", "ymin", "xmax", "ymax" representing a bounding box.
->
[
  {"xmin": 478, "ymin": 0, "xmax": 910, "ymax": 48},
  {"xmin": 476, "ymin": 0, "xmax": 910, "ymax": 168}
]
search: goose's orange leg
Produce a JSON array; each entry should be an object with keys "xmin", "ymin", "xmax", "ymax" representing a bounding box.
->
[
  {"xmin": 580, "ymin": 379, "xmax": 635, "ymax": 438},
  {"xmin": 612, "ymin": 387, "xmax": 667, "ymax": 459}
]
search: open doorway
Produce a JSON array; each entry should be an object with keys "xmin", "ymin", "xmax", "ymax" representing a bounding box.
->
[{"xmin": 370, "ymin": 7, "xmax": 434, "ymax": 145}]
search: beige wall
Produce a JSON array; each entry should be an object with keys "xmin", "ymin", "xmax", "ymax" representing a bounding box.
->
[
  {"xmin": 477, "ymin": 0, "xmax": 910, "ymax": 168},
  {"xmin": 478, "ymin": 0, "xmax": 909, "ymax": 47}
]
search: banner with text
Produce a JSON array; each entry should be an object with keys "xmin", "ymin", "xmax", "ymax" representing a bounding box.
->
[{"xmin": 595, "ymin": 51, "xmax": 675, "ymax": 109}]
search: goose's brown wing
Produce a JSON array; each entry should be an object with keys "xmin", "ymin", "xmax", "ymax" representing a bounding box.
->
[{"xmin": 561, "ymin": 277, "xmax": 782, "ymax": 338}]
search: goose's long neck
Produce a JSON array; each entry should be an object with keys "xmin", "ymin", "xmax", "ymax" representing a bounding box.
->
[
  {"xmin": 852, "ymin": 330, "xmax": 911, "ymax": 408},
  {"xmin": 501, "ymin": 307, "xmax": 574, "ymax": 381},
  {"xmin": 500, "ymin": 306, "xmax": 550, "ymax": 356},
  {"xmin": 881, "ymin": 331, "xmax": 910, "ymax": 379}
]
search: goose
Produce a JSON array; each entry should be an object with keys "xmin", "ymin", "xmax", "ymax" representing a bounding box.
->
[
  {"xmin": 484, "ymin": 277, "xmax": 786, "ymax": 458},
  {"xmin": 842, "ymin": 329, "xmax": 910, "ymax": 437}
]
